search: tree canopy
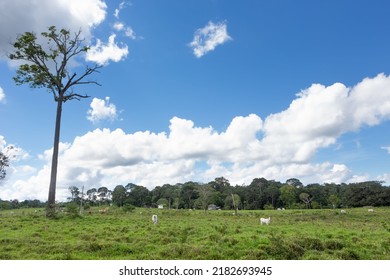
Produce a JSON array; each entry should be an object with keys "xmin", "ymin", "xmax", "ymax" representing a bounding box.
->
[
  {"xmin": 51, "ymin": 178, "xmax": 390, "ymax": 211},
  {"xmin": 9, "ymin": 26, "xmax": 101, "ymax": 101},
  {"xmin": 2, "ymin": 178, "xmax": 390, "ymax": 211}
]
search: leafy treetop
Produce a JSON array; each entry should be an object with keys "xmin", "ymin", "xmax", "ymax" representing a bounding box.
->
[{"xmin": 9, "ymin": 26, "xmax": 101, "ymax": 102}]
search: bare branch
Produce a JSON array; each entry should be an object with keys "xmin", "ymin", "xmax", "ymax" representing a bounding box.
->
[
  {"xmin": 63, "ymin": 64, "xmax": 102, "ymax": 93},
  {"xmin": 64, "ymin": 93, "xmax": 91, "ymax": 102}
]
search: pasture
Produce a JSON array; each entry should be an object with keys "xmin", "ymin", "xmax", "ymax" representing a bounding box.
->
[{"xmin": 1, "ymin": 207, "xmax": 390, "ymax": 260}]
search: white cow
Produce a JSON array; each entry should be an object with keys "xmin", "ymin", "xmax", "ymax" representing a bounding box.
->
[
  {"xmin": 152, "ymin": 214, "xmax": 158, "ymax": 224},
  {"xmin": 368, "ymin": 208, "xmax": 374, "ymax": 212},
  {"xmin": 340, "ymin": 209, "xmax": 346, "ymax": 214},
  {"xmin": 260, "ymin": 217, "xmax": 271, "ymax": 225}
]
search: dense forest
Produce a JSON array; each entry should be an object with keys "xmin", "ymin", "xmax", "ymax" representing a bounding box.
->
[{"xmin": 1, "ymin": 177, "xmax": 390, "ymax": 210}]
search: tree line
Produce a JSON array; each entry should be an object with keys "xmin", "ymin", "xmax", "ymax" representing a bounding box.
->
[{"xmin": 2, "ymin": 177, "xmax": 389, "ymax": 211}]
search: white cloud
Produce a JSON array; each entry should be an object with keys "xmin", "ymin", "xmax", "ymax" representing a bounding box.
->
[
  {"xmin": 3, "ymin": 73, "xmax": 390, "ymax": 201},
  {"xmin": 349, "ymin": 74, "xmax": 390, "ymax": 127},
  {"xmin": 113, "ymin": 22, "xmax": 125, "ymax": 31},
  {"xmin": 114, "ymin": 9, "xmax": 120, "ymax": 19},
  {"xmin": 189, "ymin": 21, "xmax": 232, "ymax": 58},
  {"xmin": 124, "ymin": 26, "xmax": 137, "ymax": 40},
  {"xmin": 0, "ymin": 86, "xmax": 5, "ymax": 103},
  {"xmin": 0, "ymin": 136, "xmax": 5, "ymax": 149},
  {"xmin": 85, "ymin": 34, "xmax": 129, "ymax": 65},
  {"xmin": 381, "ymin": 146, "xmax": 390, "ymax": 154},
  {"xmin": 114, "ymin": 1, "xmax": 128, "ymax": 19},
  {"xmin": 0, "ymin": 0, "xmax": 107, "ymax": 59},
  {"xmin": 37, "ymin": 142, "xmax": 71, "ymax": 162},
  {"xmin": 0, "ymin": 136, "xmax": 29, "ymax": 162},
  {"xmin": 1, "ymin": 0, "xmax": 137, "ymax": 68},
  {"xmin": 0, "ymin": 135, "xmax": 30, "ymax": 188},
  {"xmin": 261, "ymin": 73, "xmax": 390, "ymax": 164},
  {"xmin": 87, "ymin": 97, "xmax": 119, "ymax": 123},
  {"xmin": 113, "ymin": 22, "xmax": 137, "ymax": 40},
  {"xmin": 378, "ymin": 173, "xmax": 390, "ymax": 183},
  {"xmin": 112, "ymin": 2, "xmax": 137, "ymax": 40},
  {"xmin": 347, "ymin": 174, "xmax": 370, "ymax": 184},
  {"xmin": 60, "ymin": 0, "xmax": 107, "ymax": 28}
]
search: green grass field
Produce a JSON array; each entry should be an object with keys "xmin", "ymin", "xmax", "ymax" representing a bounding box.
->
[{"xmin": 1, "ymin": 207, "xmax": 390, "ymax": 260}]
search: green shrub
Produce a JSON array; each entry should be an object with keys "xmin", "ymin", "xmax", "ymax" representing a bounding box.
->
[
  {"xmin": 297, "ymin": 237, "xmax": 324, "ymax": 251},
  {"xmin": 325, "ymin": 239, "xmax": 344, "ymax": 250},
  {"xmin": 65, "ymin": 203, "xmax": 80, "ymax": 218},
  {"xmin": 263, "ymin": 203, "xmax": 274, "ymax": 210},
  {"xmin": 123, "ymin": 204, "xmax": 136, "ymax": 213}
]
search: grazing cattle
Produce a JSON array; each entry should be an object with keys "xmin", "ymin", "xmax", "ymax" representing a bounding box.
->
[
  {"xmin": 368, "ymin": 208, "xmax": 374, "ymax": 212},
  {"xmin": 152, "ymin": 214, "xmax": 158, "ymax": 224},
  {"xmin": 340, "ymin": 209, "xmax": 346, "ymax": 214},
  {"xmin": 99, "ymin": 208, "xmax": 108, "ymax": 214},
  {"xmin": 260, "ymin": 217, "xmax": 271, "ymax": 225}
]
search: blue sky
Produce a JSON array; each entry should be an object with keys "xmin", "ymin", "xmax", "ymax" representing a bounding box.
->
[{"xmin": 1, "ymin": 0, "xmax": 390, "ymax": 201}]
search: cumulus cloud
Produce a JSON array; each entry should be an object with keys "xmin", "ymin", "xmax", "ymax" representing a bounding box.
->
[
  {"xmin": 189, "ymin": 21, "xmax": 232, "ymax": 58},
  {"xmin": 85, "ymin": 34, "xmax": 129, "ymax": 65},
  {"xmin": 0, "ymin": 86, "xmax": 5, "ymax": 103},
  {"xmin": 87, "ymin": 97, "xmax": 119, "ymax": 123},
  {"xmin": 0, "ymin": 0, "xmax": 107, "ymax": 59},
  {"xmin": 262, "ymin": 73, "xmax": 390, "ymax": 163},
  {"xmin": 3, "ymin": 73, "xmax": 390, "ymax": 201}
]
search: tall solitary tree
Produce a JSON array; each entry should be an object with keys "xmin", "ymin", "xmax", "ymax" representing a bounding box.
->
[{"xmin": 9, "ymin": 26, "xmax": 101, "ymax": 217}]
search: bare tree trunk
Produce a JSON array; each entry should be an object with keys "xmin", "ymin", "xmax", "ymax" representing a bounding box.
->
[{"xmin": 46, "ymin": 95, "xmax": 63, "ymax": 218}]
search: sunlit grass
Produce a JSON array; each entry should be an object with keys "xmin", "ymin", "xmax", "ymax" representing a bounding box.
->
[{"xmin": 0, "ymin": 207, "xmax": 389, "ymax": 259}]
